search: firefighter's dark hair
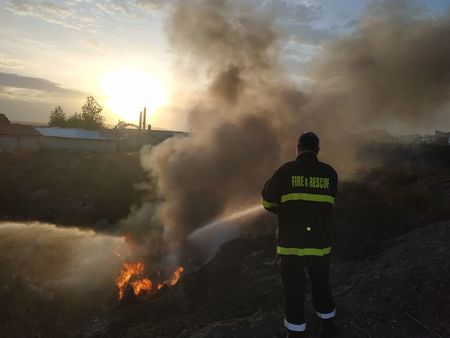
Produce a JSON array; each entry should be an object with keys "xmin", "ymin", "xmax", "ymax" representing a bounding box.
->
[{"xmin": 297, "ymin": 131, "xmax": 320, "ymax": 151}]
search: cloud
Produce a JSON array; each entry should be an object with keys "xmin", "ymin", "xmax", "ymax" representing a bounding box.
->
[
  {"xmin": 111, "ymin": 0, "xmax": 133, "ymax": 14},
  {"xmin": 81, "ymin": 38, "xmax": 107, "ymax": 51},
  {"xmin": 96, "ymin": 0, "xmax": 135, "ymax": 17},
  {"xmin": 280, "ymin": 41, "xmax": 321, "ymax": 74},
  {"xmin": 0, "ymin": 72, "xmax": 84, "ymax": 100},
  {"xmin": 135, "ymin": 0, "xmax": 170, "ymax": 11},
  {"xmin": 260, "ymin": 0, "xmax": 336, "ymax": 45},
  {"xmin": 364, "ymin": 0, "xmax": 428, "ymax": 19},
  {"xmin": 262, "ymin": 0, "xmax": 324, "ymax": 24},
  {"xmin": 7, "ymin": 0, "xmax": 73, "ymax": 17},
  {"xmin": 283, "ymin": 22, "xmax": 337, "ymax": 44},
  {"xmin": 0, "ymin": 73, "xmax": 87, "ymax": 122},
  {"xmin": 0, "ymin": 57, "xmax": 26, "ymax": 70},
  {"xmin": 4, "ymin": 0, "xmax": 101, "ymax": 31},
  {"xmin": 255, "ymin": 0, "xmax": 335, "ymax": 75},
  {"xmin": 5, "ymin": 0, "xmax": 79, "ymax": 28},
  {"xmin": 0, "ymin": 87, "xmax": 68, "ymax": 104}
]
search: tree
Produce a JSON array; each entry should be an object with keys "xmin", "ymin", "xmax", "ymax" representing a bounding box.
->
[
  {"xmin": 47, "ymin": 96, "xmax": 106, "ymax": 130},
  {"xmin": 48, "ymin": 106, "xmax": 66, "ymax": 127},
  {"xmin": 81, "ymin": 96, "xmax": 105, "ymax": 130},
  {"xmin": 66, "ymin": 112, "xmax": 84, "ymax": 129}
]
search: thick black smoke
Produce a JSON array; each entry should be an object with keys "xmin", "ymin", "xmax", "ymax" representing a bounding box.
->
[{"xmin": 141, "ymin": 0, "xmax": 450, "ymax": 245}]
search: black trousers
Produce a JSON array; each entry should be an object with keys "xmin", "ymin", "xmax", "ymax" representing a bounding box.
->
[{"xmin": 280, "ymin": 260, "xmax": 336, "ymax": 331}]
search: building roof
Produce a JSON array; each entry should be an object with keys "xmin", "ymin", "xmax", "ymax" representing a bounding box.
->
[
  {"xmin": 35, "ymin": 127, "xmax": 111, "ymax": 140},
  {"xmin": 435, "ymin": 130, "xmax": 449, "ymax": 137},
  {"xmin": 148, "ymin": 129, "xmax": 187, "ymax": 141},
  {"xmin": 0, "ymin": 123, "xmax": 41, "ymax": 136}
]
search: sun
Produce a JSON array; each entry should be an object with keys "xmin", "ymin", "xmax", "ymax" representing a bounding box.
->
[{"xmin": 102, "ymin": 69, "xmax": 168, "ymax": 123}]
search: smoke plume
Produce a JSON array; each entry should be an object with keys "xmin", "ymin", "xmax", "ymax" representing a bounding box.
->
[
  {"xmin": 0, "ymin": 222, "xmax": 138, "ymax": 334},
  {"xmin": 141, "ymin": 0, "xmax": 450, "ymax": 248},
  {"xmin": 309, "ymin": 1, "xmax": 450, "ymax": 131},
  {"xmin": 0, "ymin": 222, "xmax": 123, "ymax": 294}
]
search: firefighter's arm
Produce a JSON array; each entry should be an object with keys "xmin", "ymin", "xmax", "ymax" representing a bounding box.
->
[{"xmin": 261, "ymin": 169, "xmax": 282, "ymax": 214}]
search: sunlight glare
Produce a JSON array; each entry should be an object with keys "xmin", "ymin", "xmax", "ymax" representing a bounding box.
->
[{"xmin": 102, "ymin": 69, "xmax": 168, "ymax": 123}]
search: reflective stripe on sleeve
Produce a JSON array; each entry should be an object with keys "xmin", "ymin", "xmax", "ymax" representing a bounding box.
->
[
  {"xmin": 280, "ymin": 192, "xmax": 335, "ymax": 205},
  {"xmin": 277, "ymin": 246, "xmax": 331, "ymax": 256},
  {"xmin": 262, "ymin": 199, "xmax": 279, "ymax": 209},
  {"xmin": 317, "ymin": 308, "xmax": 336, "ymax": 319},
  {"xmin": 284, "ymin": 318, "xmax": 306, "ymax": 332}
]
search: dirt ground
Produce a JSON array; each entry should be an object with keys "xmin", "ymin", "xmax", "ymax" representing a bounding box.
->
[
  {"xmin": 69, "ymin": 221, "xmax": 449, "ymax": 338},
  {"xmin": 1, "ymin": 221, "xmax": 448, "ymax": 337},
  {"xmin": 0, "ymin": 151, "xmax": 147, "ymax": 228},
  {"xmin": 0, "ymin": 144, "xmax": 449, "ymax": 337}
]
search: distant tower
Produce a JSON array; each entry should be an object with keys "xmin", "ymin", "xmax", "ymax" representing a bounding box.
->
[
  {"xmin": 139, "ymin": 111, "xmax": 142, "ymax": 130},
  {"xmin": 142, "ymin": 107, "xmax": 147, "ymax": 132}
]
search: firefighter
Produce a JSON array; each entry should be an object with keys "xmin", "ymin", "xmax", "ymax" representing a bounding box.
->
[{"xmin": 261, "ymin": 131, "xmax": 339, "ymax": 338}]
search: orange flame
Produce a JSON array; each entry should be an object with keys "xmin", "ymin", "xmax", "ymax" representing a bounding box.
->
[
  {"xmin": 165, "ymin": 266, "xmax": 184, "ymax": 286},
  {"xmin": 131, "ymin": 278, "xmax": 152, "ymax": 295},
  {"xmin": 116, "ymin": 261, "xmax": 147, "ymax": 300},
  {"xmin": 115, "ymin": 261, "xmax": 184, "ymax": 300}
]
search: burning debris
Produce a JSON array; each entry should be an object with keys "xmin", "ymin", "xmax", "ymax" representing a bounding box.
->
[
  {"xmin": 165, "ymin": 266, "xmax": 185, "ymax": 287},
  {"xmin": 116, "ymin": 261, "xmax": 151, "ymax": 300},
  {"xmin": 113, "ymin": 236, "xmax": 185, "ymax": 301},
  {"xmin": 115, "ymin": 261, "xmax": 184, "ymax": 300}
]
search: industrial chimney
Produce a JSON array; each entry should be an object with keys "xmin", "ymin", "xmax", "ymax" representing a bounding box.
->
[{"xmin": 143, "ymin": 107, "xmax": 147, "ymax": 132}]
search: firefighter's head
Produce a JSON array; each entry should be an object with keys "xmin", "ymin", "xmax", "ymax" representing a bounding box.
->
[{"xmin": 297, "ymin": 131, "xmax": 320, "ymax": 155}]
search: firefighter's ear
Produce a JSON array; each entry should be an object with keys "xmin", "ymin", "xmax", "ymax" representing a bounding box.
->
[{"xmin": 315, "ymin": 147, "xmax": 320, "ymax": 155}]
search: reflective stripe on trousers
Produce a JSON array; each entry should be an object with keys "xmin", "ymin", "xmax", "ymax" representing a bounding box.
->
[
  {"xmin": 284, "ymin": 318, "xmax": 306, "ymax": 332},
  {"xmin": 317, "ymin": 308, "xmax": 336, "ymax": 319},
  {"xmin": 279, "ymin": 262, "xmax": 335, "ymax": 327}
]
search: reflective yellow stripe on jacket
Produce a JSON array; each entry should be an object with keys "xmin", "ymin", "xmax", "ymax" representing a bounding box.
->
[
  {"xmin": 262, "ymin": 199, "xmax": 279, "ymax": 209},
  {"xmin": 280, "ymin": 192, "xmax": 335, "ymax": 205},
  {"xmin": 277, "ymin": 246, "xmax": 332, "ymax": 256}
]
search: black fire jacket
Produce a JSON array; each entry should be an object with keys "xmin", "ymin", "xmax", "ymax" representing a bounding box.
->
[{"xmin": 261, "ymin": 152, "xmax": 338, "ymax": 264}]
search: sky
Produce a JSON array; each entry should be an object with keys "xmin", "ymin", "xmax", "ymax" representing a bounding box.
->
[{"xmin": 0, "ymin": 0, "xmax": 449, "ymax": 130}]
